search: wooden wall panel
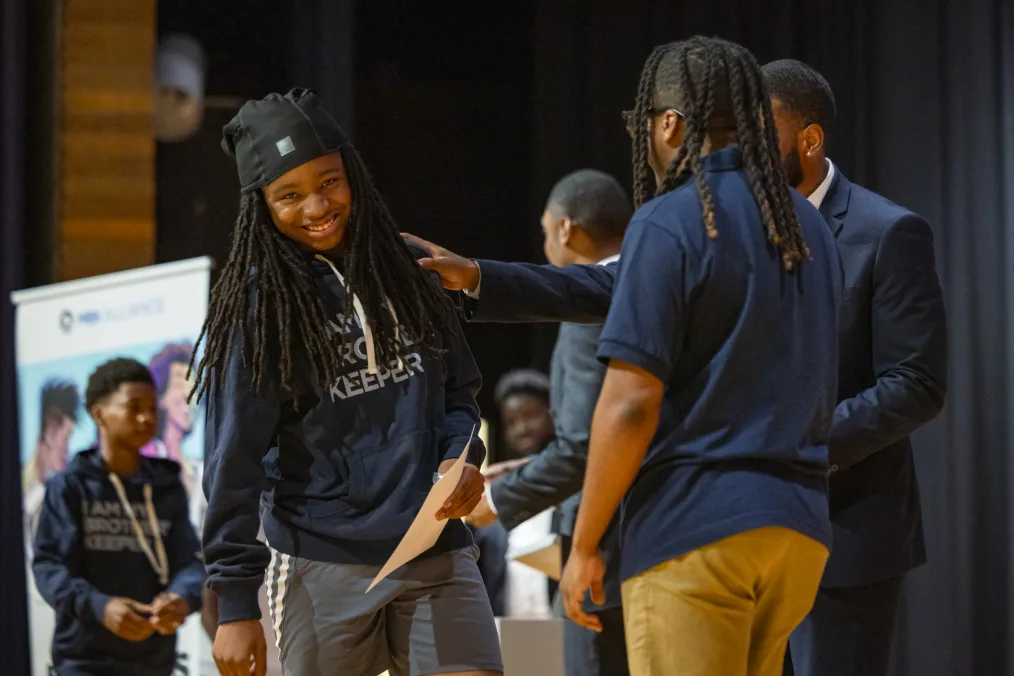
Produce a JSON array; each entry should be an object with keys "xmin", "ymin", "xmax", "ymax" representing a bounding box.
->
[{"xmin": 57, "ymin": 0, "xmax": 156, "ymax": 281}]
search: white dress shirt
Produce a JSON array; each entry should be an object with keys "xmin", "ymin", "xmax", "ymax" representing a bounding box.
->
[{"xmin": 807, "ymin": 159, "xmax": 836, "ymax": 209}]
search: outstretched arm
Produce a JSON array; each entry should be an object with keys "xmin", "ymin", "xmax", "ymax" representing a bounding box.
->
[
  {"xmin": 403, "ymin": 233, "xmax": 615, "ymax": 324},
  {"xmin": 466, "ymin": 259, "xmax": 615, "ymax": 324}
]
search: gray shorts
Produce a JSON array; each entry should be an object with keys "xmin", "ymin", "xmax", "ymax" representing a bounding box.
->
[{"xmin": 265, "ymin": 545, "xmax": 503, "ymax": 676}]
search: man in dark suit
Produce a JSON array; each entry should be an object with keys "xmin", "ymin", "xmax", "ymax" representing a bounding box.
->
[
  {"xmin": 466, "ymin": 169, "xmax": 632, "ymax": 676},
  {"xmin": 762, "ymin": 59, "xmax": 949, "ymax": 676}
]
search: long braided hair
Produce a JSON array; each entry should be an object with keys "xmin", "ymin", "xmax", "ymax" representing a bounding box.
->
[
  {"xmin": 188, "ymin": 145, "xmax": 454, "ymax": 403},
  {"xmin": 631, "ymin": 36, "xmax": 810, "ymax": 270}
]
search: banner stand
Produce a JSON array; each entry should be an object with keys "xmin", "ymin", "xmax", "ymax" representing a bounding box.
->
[{"xmin": 12, "ymin": 258, "xmax": 218, "ymax": 676}]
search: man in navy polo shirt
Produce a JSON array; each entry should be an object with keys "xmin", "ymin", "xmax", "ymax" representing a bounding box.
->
[{"xmin": 407, "ymin": 37, "xmax": 844, "ymax": 676}]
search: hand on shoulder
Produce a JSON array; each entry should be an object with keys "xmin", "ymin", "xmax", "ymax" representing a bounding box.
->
[{"xmin": 401, "ymin": 233, "xmax": 480, "ymax": 293}]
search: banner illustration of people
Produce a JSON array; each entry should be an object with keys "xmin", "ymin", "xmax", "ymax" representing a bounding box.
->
[
  {"xmin": 21, "ymin": 380, "xmax": 80, "ymax": 559},
  {"xmin": 143, "ymin": 341, "xmax": 206, "ymax": 530}
]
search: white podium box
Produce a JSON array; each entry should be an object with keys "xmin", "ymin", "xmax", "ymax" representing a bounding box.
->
[
  {"xmin": 496, "ymin": 618, "xmax": 565, "ymax": 676},
  {"xmin": 509, "ymin": 531, "xmax": 562, "ymax": 580}
]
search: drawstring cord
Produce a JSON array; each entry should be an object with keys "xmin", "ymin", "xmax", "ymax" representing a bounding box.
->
[
  {"xmin": 109, "ymin": 473, "xmax": 169, "ymax": 586},
  {"xmin": 315, "ymin": 255, "xmax": 404, "ymax": 373}
]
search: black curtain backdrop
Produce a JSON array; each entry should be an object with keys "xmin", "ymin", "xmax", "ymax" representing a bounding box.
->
[
  {"xmin": 0, "ymin": 0, "xmax": 30, "ymax": 672},
  {"xmin": 529, "ymin": 1, "xmax": 1014, "ymax": 675}
]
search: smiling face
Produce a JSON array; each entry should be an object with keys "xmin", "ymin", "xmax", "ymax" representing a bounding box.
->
[{"xmin": 262, "ymin": 152, "xmax": 353, "ymax": 252}]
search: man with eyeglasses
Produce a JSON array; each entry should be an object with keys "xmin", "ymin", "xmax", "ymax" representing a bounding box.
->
[{"xmin": 622, "ymin": 107, "xmax": 681, "ymax": 139}]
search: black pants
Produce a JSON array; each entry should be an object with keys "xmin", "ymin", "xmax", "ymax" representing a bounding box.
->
[
  {"xmin": 565, "ymin": 607, "xmax": 630, "ymax": 676},
  {"xmin": 784, "ymin": 575, "xmax": 904, "ymax": 676},
  {"xmin": 558, "ymin": 535, "xmax": 629, "ymax": 676}
]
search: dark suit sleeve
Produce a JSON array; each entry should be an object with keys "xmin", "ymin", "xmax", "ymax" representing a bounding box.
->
[
  {"xmin": 462, "ymin": 260, "xmax": 615, "ymax": 324},
  {"xmin": 490, "ymin": 325, "xmax": 607, "ymax": 530},
  {"xmin": 829, "ymin": 214, "xmax": 948, "ymax": 470}
]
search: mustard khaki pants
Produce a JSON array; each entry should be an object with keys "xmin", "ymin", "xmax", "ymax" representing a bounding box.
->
[{"xmin": 621, "ymin": 526, "xmax": 829, "ymax": 676}]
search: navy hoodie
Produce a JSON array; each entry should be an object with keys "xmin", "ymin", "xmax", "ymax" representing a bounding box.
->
[
  {"xmin": 202, "ymin": 246, "xmax": 487, "ymax": 624},
  {"xmin": 32, "ymin": 448, "xmax": 204, "ymax": 676}
]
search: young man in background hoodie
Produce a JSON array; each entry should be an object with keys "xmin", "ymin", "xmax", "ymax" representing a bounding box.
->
[{"xmin": 32, "ymin": 357, "xmax": 204, "ymax": 676}]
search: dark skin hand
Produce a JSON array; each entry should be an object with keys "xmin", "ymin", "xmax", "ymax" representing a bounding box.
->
[
  {"xmin": 103, "ymin": 597, "xmax": 155, "ymax": 642},
  {"xmin": 149, "ymin": 592, "xmax": 190, "ymax": 635},
  {"xmin": 214, "ymin": 619, "xmax": 267, "ymax": 676},
  {"xmin": 561, "ymin": 361, "xmax": 663, "ymax": 632},
  {"xmin": 435, "ymin": 460, "xmax": 485, "ymax": 520},
  {"xmin": 560, "ymin": 548, "xmax": 608, "ymax": 632},
  {"xmin": 401, "ymin": 234, "xmax": 481, "ymax": 292}
]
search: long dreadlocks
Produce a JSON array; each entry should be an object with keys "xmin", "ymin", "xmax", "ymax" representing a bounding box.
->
[
  {"xmin": 631, "ymin": 36, "xmax": 810, "ymax": 270},
  {"xmin": 188, "ymin": 145, "xmax": 455, "ymax": 403}
]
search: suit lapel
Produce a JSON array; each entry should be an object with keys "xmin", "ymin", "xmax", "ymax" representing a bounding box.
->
[
  {"xmin": 819, "ymin": 169, "xmax": 851, "ymax": 238},
  {"xmin": 828, "ymin": 215, "xmax": 845, "ymax": 237}
]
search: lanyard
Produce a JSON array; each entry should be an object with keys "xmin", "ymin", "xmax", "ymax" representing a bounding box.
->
[{"xmin": 108, "ymin": 473, "xmax": 169, "ymax": 586}]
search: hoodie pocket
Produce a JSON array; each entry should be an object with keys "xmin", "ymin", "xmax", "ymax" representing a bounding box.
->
[
  {"xmin": 347, "ymin": 428, "xmax": 438, "ymax": 510},
  {"xmin": 309, "ymin": 428, "xmax": 439, "ymax": 523}
]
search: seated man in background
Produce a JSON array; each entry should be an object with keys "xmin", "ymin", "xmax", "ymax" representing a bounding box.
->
[
  {"xmin": 468, "ymin": 169, "xmax": 632, "ymax": 676},
  {"xmin": 32, "ymin": 358, "xmax": 204, "ymax": 676},
  {"xmin": 494, "ymin": 369, "xmax": 556, "ymax": 462}
]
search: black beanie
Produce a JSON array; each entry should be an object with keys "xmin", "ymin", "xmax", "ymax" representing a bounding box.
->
[{"xmin": 222, "ymin": 88, "xmax": 350, "ymax": 192}]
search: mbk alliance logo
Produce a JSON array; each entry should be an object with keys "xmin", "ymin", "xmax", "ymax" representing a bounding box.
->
[
  {"xmin": 57, "ymin": 298, "xmax": 165, "ymax": 335},
  {"xmin": 58, "ymin": 310, "xmax": 74, "ymax": 334}
]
